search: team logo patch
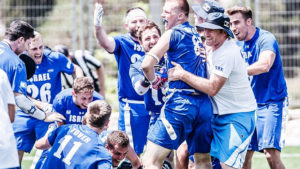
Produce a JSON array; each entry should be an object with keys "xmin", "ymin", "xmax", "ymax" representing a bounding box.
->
[{"xmin": 66, "ymin": 110, "xmax": 71, "ymax": 114}]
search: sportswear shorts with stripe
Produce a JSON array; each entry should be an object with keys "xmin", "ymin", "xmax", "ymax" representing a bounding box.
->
[
  {"xmin": 13, "ymin": 111, "xmax": 50, "ymax": 152},
  {"xmin": 248, "ymin": 97, "xmax": 288, "ymax": 152},
  {"xmin": 118, "ymin": 99, "xmax": 150, "ymax": 154},
  {"xmin": 210, "ymin": 111, "xmax": 255, "ymax": 169},
  {"xmin": 147, "ymin": 91, "xmax": 213, "ymax": 154}
]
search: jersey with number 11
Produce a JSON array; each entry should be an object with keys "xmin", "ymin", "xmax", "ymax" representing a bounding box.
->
[{"xmin": 42, "ymin": 124, "xmax": 112, "ymax": 169}]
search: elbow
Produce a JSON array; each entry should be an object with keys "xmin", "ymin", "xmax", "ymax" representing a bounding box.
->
[
  {"xmin": 261, "ymin": 65, "xmax": 271, "ymax": 73},
  {"xmin": 209, "ymin": 90, "xmax": 218, "ymax": 97}
]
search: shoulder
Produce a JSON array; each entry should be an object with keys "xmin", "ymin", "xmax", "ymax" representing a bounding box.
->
[{"xmin": 258, "ymin": 28, "xmax": 276, "ymax": 42}]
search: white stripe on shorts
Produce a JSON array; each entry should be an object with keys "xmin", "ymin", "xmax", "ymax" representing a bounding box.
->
[
  {"xmin": 225, "ymin": 125, "xmax": 253, "ymax": 169},
  {"xmin": 124, "ymin": 102, "xmax": 134, "ymax": 148},
  {"xmin": 280, "ymin": 97, "xmax": 289, "ymax": 148}
]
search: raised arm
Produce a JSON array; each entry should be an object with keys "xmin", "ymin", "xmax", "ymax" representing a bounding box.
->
[{"xmin": 94, "ymin": 1, "xmax": 116, "ymax": 53}]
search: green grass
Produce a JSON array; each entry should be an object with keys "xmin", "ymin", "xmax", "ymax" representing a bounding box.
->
[{"xmin": 22, "ymin": 146, "xmax": 300, "ymax": 169}]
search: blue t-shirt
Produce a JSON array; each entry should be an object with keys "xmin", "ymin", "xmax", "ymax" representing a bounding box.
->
[
  {"xmin": 167, "ymin": 22, "xmax": 207, "ymax": 93},
  {"xmin": 241, "ymin": 27, "xmax": 287, "ymax": 104},
  {"xmin": 42, "ymin": 124, "xmax": 112, "ymax": 169},
  {"xmin": 27, "ymin": 49, "xmax": 74, "ymax": 104},
  {"xmin": 129, "ymin": 57, "xmax": 167, "ymax": 113},
  {"xmin": 113, "ymin": 34, "xmax": 145, "ymax": 101},
  {"xmin": 0, "ymin": 41, "xmax": 27, "ymax": 95},
  {"xmin": 53, "ymin": 88, "xmax": 103, "ymax": 124}
]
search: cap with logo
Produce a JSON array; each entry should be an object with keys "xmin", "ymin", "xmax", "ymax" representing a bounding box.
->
[
  {"xmin": 198, "ymin": 12, "xmax": 234, "ymax": 38},
  {"xmin": 192, "ymin": 0, "xmax": 224, "ymax": 19}
]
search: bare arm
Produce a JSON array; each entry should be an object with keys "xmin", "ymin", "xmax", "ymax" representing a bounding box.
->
[
  {"xmin": 126, "ymin": 145, "xmax": 142, "ymax": 169},
  {"xmin": 142, "ymin": 30, "xmax": 171, "ymax": 82},
  {"xmin": 94, "ymin": 2, "xmax": 116, "ymax": 53},
  {"xmin": 248, "ymin": 50, "xmax": 275, "ymax": 75},
  {"xmin": 35, "ymin": 135, "xmax": 51, "ymax": 150},
  {"xmin": 97, "ymin": 66, "xmax": 106, "ymax": 98},
  {"xmin": 73, "ymin": 64, "xmax": 84, "ymax": 78},
  {"xmin": 8, "ymin": 104, "xmax": 15, "ymax": 123},
  {"xmin": 168, "ymin": 62, "xmax": 227, "ymax": 96}
]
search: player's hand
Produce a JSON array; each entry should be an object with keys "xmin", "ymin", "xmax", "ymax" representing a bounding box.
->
[
  {"xmin": 168, "ymin": 61, "xmax": 185, "ymax": 81},
  {"xmin": 44, "ymin": 112, "xmax": 66, "ymax": 122},
  {"xmin": 94, "ymin": 2, "xmax": 104, "ymax": 26},
  {"xmin": 151, "ymin": 76, "xmax": 167, "ymax": 90},
  {"xmin": 134, "ymin": 77, "xmax": 150, "ymax": 95}
]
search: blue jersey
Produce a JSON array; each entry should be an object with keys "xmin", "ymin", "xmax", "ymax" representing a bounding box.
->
[
  {"xmin": 27, "ymin": 49, "xmax": 74, "ymax": 104},
  {"xmin": 42, "ymin": 124, "xmax": 112, "ymax": 169},
  {"xmin": 241, "ymin": 27, "xmax": 287, "ymax": 103},
  {"xmin": 129, "ymin": 57, "xmax": 167, "ymax": 113},
  {"xmin": 113, "ymin": 34, "xmax": 145, "ymax": 101},
  {"xmin": 53, "ymin": 89, "xmax": 103, "ymax": 124},
  {"xmin": 167, "ymin": 22, "xmax": 207, "ymax": 92},
  {"xmin": 0, "ymin": 41, "xmax": 27, "ymax": 95}
]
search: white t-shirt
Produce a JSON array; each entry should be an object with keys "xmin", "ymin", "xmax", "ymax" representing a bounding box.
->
[
  {"xmin": 206, "ymin": 39, "xmax": 257, "ymax": 115},
  {"xmin": 0, "ymin": 69, "xmax": 19, "ymax": 168}
]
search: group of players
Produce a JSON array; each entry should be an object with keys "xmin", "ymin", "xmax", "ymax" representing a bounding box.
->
[{"xmin": 0, "ymin": 0, "xmax": 288, "ymax": 169}]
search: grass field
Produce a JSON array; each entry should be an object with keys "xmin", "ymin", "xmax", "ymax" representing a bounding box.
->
[{"xmin": 22, "ymin": 146, "xmax": 300, "ymax": 169}]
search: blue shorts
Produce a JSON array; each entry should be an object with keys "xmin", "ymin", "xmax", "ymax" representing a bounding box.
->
[
  {"xmin": 13, "ymin": 111, "xmax": 50, "ymax": 152},
  {"xmin": 118, "ymin": 99, "xmax": 150, "ymax": 154},
  {"xmin": 248, "ymin": 97, "xmax": 288, "ymax": 152},
  {"xmin": 210, "ymin": 111, "xmax": 255, "ymax": 169},
  {"xmin": 147, "ymin": 91, "xmax": 213, "ymax": 154}
]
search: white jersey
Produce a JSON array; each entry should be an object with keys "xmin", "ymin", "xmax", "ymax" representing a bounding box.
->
[
  {"xmin": 0, "ymin": 69, "xmax": 19, "ymax": 168},
  {"xmin": 206, "ymin": 39, "xmax": 257, "ymax": 115}
]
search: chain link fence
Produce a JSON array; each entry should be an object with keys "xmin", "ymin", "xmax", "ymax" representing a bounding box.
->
[{"xmin": 1, "ymin": 0, "xmax": 300, "ymax": 107}]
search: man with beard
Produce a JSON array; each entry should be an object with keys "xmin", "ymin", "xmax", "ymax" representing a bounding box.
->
[{"xmin": 94, "ymin": 0, "xmax": 150, "ymax": 155}]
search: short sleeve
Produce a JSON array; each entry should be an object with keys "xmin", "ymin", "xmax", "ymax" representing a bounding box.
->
[
  {"xmin": 259, "ymin": 33, "xmax": 277, "ymax": 53},
  {"xmin": 58, "ymin": 53, "xmax": 74, "ymax": 75},
  {"xmin": 212, "ymin": 51, "xmax": 234, "ymax": 78},
  {"xmin": 11, "ymin": 63, "xmax": 27, "ymax": 95}
]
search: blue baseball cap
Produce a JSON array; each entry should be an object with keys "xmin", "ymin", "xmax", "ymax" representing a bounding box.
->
[
  {"xmin": 192, "ymin": 0, "xmax": 224, "ymax": 19},
  {"xmin": 198, "ymin": 12, "xmax": 234, "ymax": 38}
]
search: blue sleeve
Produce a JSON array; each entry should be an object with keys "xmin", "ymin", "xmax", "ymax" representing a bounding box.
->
[
  {"xmin": 97, "ymin": 160, "xmax": 112, "ymax": 169},
  {"xmin": 113, "ymin": 36, "xmax": 122, "ymax": 57},
  {"xmin": 53, "ymin": 93, "xmax": 66, "ymax": 117},
  {"xmin": 259, "ymin": 32, "xmax": 277, "ymax": 53},
  {"xmin": 169, "ymin": 29, "xmax": 181, "ymax": 54},
  {"xmin": 58, "ymin": 53, "xmax": 74, "ymax": 75},
  {"xmin": 47, "ymin": 127, "xmax": 59, "ymax": 146},
  {"xmin": 12, "ymin": 63, "xmax": 28, "ymax": 95},
  {"xmin": 129, "ymin": 57, "xmax": 144, "ymax": 87}
]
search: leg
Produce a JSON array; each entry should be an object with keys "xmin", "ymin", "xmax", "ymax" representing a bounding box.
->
[
  {"xmin": 242, "ymin": 150, "xmax": 254, "ymax": 169},
  {"xmin": 142, "ymin": 140, "xmax": 171, "ymax": 169},
  {"xmin": 175, "ymin": 143, "xmax": 189, "ymax": 169},
  {"xmin": 194, "ymin": 153, "xmax": 212, "ymax": 169},
  {"xmin": 220, "ymin": 162, "xmax": 235, "ymax": 169},
  {"xmin": 264, "ymin": 148, "xmax": 285, "ymax": 169},
  {"xmin": 18, "ymin": 150, "xmax": 24, "ymax": 164}
]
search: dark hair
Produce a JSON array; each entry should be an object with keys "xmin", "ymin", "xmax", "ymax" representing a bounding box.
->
[
  {"xmin": 54, "ymin": 44, "xmax": 69, "ymax": 56},
  {"xmin": 86, "ymin": 100, "xmax": 111, "ymax": 129},
  {"xmin": 138, "ymin": 21, "xmax": 161, "ymax": 42},
  {"xmin": 107, "ymin": 131, "xmax": 129, "ymax": 149},
  {"xmin": 226, "ymin": 6, "xmax": 253, "ymax": 20},
  {"xmin": 178, "ymin": 0, "xmax": 190, "ymax": 17},
  {"xmin": 73, "ymin": 77, "xmax": 94, "ymax": 94},
  {"xmin": 5, "ymin": 20, "xmax": 34, "ymax": 41},
  {"xmin": 126, "ymin": 7, "xmax": 145, "ymax": 17}
]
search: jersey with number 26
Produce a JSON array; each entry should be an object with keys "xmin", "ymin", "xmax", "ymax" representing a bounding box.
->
[
  {"xmin": 42, "ymin": 124, "xmax": 112, "ymax": 169},
  {"xmin": 27, "ymin": 49, "xmax": 74, "ymax": 104}
]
